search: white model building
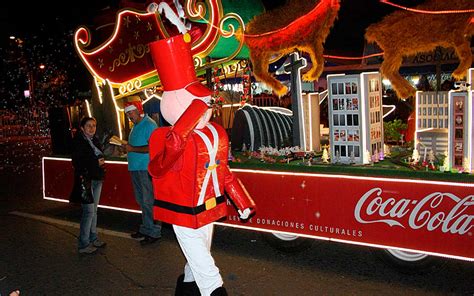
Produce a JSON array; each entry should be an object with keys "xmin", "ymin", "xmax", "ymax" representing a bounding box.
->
[
  {"xmin": 414, "ymin": 68, "xmax": 473, "ymax": 173},
  {"xmin": 447, "ymin": 68, "xmax": 473, "ymax": 172},
  {"xmin": 414, "ymin": 91, "xmax": 449, "ymax": 157},
  {"xmin": 327, "ymin": 72, "xmax": 384, "ymax": 164}
]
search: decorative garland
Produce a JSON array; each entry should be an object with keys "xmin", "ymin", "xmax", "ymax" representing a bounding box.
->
[
  {"xmin": 210, "ymin": 66, "xmax": 225, "ymax": 117},
  {"xmin": 240, "ymin": 61, "xmax": 252, "ymax": 106}
]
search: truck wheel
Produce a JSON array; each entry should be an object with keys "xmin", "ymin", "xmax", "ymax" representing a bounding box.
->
[
  {"xmin": 373, "ymin": 248, "xmax": 441, "ymax": 273},
  {"xmin": 262, "ymin": 232, "xmax": 313, "ymax": 253}
]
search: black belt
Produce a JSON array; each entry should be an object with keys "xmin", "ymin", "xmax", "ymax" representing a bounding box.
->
[{"xmin": 154, "ymin": 195, "xmax": 225, "ymax": 215}]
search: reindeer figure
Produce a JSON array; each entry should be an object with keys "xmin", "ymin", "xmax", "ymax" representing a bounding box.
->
[
  {"xmin": 238, "ymin": 0, "xmax": 340, "ymax": 97},
  {"xmin": 365, "ymin": 0, "xmax": 473, "ymax": 99}
]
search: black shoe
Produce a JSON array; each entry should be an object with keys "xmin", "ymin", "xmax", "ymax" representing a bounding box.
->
[
  {"xmin": 140, "ymin": 235, "xmax": 160, "ymax": 245},
  {"xmin": 130, "ymin": 232, "xmax": 145, "ymax": 239},
  {"xmin": 175, "ymin": 274, "xmax": 200, "ymax": 296},
  {"xmin": 210, "ymin": 287, "xmax": 227, "ymax": 296}
]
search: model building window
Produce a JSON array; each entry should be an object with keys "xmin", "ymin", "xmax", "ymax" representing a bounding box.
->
[
  {"xmin": 433, "ymin": 120, "xmax": 437, "ymax": 128},
  {"xmin": 428, "ymin": 96, "xmax": 432, "ymax": 104},
  {"xmin": 353, "ymin": 130, "xmax": 360, "ymax": 141},
  {"xmin": 428, "ymin": 108, "xmax": 432, "ymax": 116},
  {"xmin": 354, "ymin": 145, "xmax": 360, "ymax": 157},
  {"xmin": 353, "ymin": 114, "xmax": 359, "ymax": 126},
  {"xmin": 339, "ymin": 145, "xmax": 346, "ymax": 157},
  {"xmin": 348, "ymin": 130, "xmax": 354, "ymax": 141},
  {"xmin": 439, "ymin": 119, "xmax": 443, "ymax": 128},
  {"xmin": 338, "ymin": 83, "xmax": 344, "ymax": 94},
  {"xmin": 346, "ymin": 98, "xmax": 352, "ymax": 110},
  {"xmin": 433, "ymin": 108, "xmax": 437, "ymax": 115},
  {"xmin": 455, "ymin": 129, "xmax": 463, "ymax": 139},
  {"xmin": 428, "ymin": 119, "xmax": 432, "ymax": 128},
  {"xmin": 332, "ymin": 83, "xmax": 338, "ymax": 95},
  {"xmin": 339, "ymin": 114, "xmax": 345, "ymax": 126},
  {"xmin": 439, "ymin": 107, "xmax": 443, "ymax": 115},
  {"xmin": 347, "ymin": 114, "xmax": 353, "ymax": 126},
  {"xmin": 338, "ymin": 98, "xmax": 345, "ymax": 110},
  {"xmin": 333, "ymin": 114, "xmax": 339, "ymax": 126},
  {"xmin": 345, "ymin": 83, "xmax": 352, "ymax": 94},
  {"xmin": 352, "ymin": 98, "xmax": 359, "ymax": 110},
  {"xmin": 334, "ymin": 129, "xmax": 340, "ymax": 141},
  {"xmin": 351, "ymin": 83, "xmax": 358, "ymax": 94},
  {"xmin": 332, "ymin": 98, "xmax": 338, "ymax": 110},
  {"xmin": 455, "ymin": 156, "xmax": 463, "ymax": 166},
  {"xmin": 340, "ymin": 130, "xmax": 346, "ymax": 141}
]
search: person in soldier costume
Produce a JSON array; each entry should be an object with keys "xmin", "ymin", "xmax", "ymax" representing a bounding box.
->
[{"xmin": 148, "ymin": 33, "xmax": 256, "ymax": 296}]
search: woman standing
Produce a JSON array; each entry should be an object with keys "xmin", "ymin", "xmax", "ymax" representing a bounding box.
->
[{"xmin": 70, "ymin": 117, "xmax": 106, "ymax": 254}]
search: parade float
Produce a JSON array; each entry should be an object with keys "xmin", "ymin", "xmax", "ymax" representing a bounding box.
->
[{"xmin": 43, "ymin": 0, "xmax": 474, "ymax": 270}]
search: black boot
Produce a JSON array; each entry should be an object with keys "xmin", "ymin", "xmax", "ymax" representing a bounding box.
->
[
  {"xmin": 210, "ymin": 287, "xmax": 228, "ymax": 296},
  {"xmin": 175, "ymin": 274, "xmax": 201, "ymax": 296}
]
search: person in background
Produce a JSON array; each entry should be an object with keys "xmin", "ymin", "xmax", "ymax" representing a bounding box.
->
[
  {"xmin": 123, "ymin": 100, "xmax": 162, "ymax": 245},
  {"xmin": 71, "ymin": 116, "xmax": 106, "ymax": 254}
]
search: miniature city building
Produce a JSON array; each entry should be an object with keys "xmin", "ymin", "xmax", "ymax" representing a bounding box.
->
[
  {"xmin": 327, "ymin": 72, "xmax": 384, "ymax": 164},
  {"xmin": 414, "ymin": 91, "xmax": 449, "ymax": 157},
  {"xmin": 301, "ymin": 92, "xmax": 321, "ymax": 152},
  {"xmin": 414, "ymin": 68, "xmax": 474, "ymax": 173},
  {"xmin": 446, "ymin": 67, "xmax": 473, "ymax": 173},
  {"xmin": 469, "ymin": 68, "xmax": 474, "ymax": 172},
  {"xmin": 448, "ymin": 91, "xmax": 469, "ymax": 171}
]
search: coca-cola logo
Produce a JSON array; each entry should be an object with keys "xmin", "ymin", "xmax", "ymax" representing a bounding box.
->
[{"xmin": 354, "ymin": 188, "xmax": 474, "ymax": 235}]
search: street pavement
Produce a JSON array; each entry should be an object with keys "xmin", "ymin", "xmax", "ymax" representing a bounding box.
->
[{"xmin": 1, "ymin": 152, "xmax": 474, "ymax": 295}]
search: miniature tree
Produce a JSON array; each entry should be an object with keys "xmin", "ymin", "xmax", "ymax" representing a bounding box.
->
[
  {"xmin": 349, "ymin": 150, "xmax": 355, "ymax": 164},
  {"xmin": 411, "ymin": 148, "xmax": 420, "ymax": 164},
  {"xmin": 428, "ymin": 149, "xmax": 435, "ymax": 165},
  {"xmin": 373, "ymin": 149, "xmax": 379, "ymax": 163},
  {"xmin": 322, "ymin": 148, "xmax": 329, "ymax": 163},
  {"xmin": 335, "ymin": 150, "xmax": 341, "ymax": 163},
  {"xmin": 365, "ymin": 150, "xmax": 372, "ymax": 164},
  {"xmin": 463, "ymin": 157, "xmax": 470, "ymax": 173},
  {"xmin": 383, "ymin": 144, "xmax": 391, "ymax": 158},
  {"xmin": 441, "ymin": 152, "xmax": 449, "ymax": 172},
  {"xmin": 242, "ymin": 143, "xmax": 247, "ymax": 152}
]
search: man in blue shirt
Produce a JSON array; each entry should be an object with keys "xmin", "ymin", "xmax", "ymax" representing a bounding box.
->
[{"xmin": 124, "ymin": 100, "xmax": 161, "ymax": 245}]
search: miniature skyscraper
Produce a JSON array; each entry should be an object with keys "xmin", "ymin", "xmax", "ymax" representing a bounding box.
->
[{"xmin": 327, "ymin": 72, "xmax": 384, "ymax": 164}]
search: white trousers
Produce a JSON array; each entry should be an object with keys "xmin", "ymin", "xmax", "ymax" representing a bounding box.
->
[{"xmin": 173, "ymin": 224, "xmax": 223, "ymax": 296}]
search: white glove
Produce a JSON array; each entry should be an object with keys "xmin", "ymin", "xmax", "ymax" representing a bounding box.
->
[{"xmin": 238, "ymin": 208, "xmax": 251, "ymax": 220}]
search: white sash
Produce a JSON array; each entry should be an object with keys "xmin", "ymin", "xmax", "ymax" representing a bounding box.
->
[{"xmin": 194, "ymin": 124, "xmax": 222, "ymax": 206}]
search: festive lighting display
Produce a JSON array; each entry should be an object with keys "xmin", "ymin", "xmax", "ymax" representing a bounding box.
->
[{"xmin": 380, "ymin": 0, "xmax": 474, "ymax": 14}]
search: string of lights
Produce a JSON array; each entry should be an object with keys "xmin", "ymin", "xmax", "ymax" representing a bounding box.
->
[{"xmin": 380, "ymin": 0, "xmax": 474, "ymax": 14}]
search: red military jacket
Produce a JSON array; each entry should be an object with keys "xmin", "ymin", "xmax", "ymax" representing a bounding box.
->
[{"xmin": 148, "ymin": 100, "xmax": 255, "ymax": 229}]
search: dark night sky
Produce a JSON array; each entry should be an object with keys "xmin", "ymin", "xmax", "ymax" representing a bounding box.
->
[{"xmin": 0, "ymin": 0, "xmax": 425, "ymax": 52}]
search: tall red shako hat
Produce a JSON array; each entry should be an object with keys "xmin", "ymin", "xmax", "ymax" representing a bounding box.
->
[{"xmin": 149, "ymin": 33, "xmax": 212, "ymax": 98}]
